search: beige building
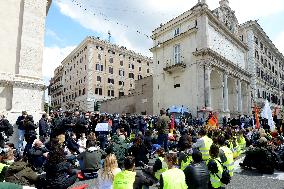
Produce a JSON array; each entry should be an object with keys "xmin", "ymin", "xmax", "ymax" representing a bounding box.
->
[
  {"xmin": 100, "ymin": 76, "xmax": 153, "ymax": 115},
  {"xmin": 239, "ymin": 21, "xmax": 284, "ymax": 109},
  {"xmin": 0, "ymin": 0, "xmax": 51, "ymax": 123},
  {"xmin": 151, "ymin": 0, "xmax": 253, "ymax": 117},
  {"xmin": 49, "ymin": 37, "xmax": 153, "ymax": 112}
]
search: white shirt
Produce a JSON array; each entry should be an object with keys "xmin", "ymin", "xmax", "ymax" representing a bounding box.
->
[{"xmin": 96, "ymin": 168, "xmax": 121, "ymax": 189}]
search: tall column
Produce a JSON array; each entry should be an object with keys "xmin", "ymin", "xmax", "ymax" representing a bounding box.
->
[
  {"xmin": 237, "ymin": 79, "xmax": 242, "ymax": 113},
  {"xmin": 223, "ymin": 73, "xmax": 229, "ymax": 112},
  {"xmin": 205, "ymin": 66, "xmax": 212, "ymax": 109}
]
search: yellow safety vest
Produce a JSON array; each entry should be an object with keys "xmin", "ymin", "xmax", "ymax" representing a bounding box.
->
[
  {"xmin": 113, "ymin": 170, "xmax": 136, "ymax": 189},
  {"xmin": 162, "ymin": 168, "xmax": 188, "ymax": 189},
  {"xmin": 238, "ymin": 135, "xmax": 246, "ymax": 151},
  {"xmin": 208, "ymin": 158, "xmax": 223, "ymax": 189},
  {"xmin": 220, "ymin": 146, "xmax": 234, "ymax": 177},
  {"xmin": 154, "ymin": 157, "xmax": 168, "ymax": 180},
  {"xmin": 180, "ymin": 153, "xmax": 193, "ymax": 170},
  {"xmin": 199, "ymin": 136, "xmax": 213, "ymax": 161}
]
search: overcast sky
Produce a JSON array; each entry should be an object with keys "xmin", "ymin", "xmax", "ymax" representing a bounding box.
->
[{"xmin": 43, "ymin": 0, "xmax": 284, "ymax": 82}]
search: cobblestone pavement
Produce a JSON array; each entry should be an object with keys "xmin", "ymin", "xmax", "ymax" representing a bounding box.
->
[{"xmin": 69, "ymin": 155, "xmax": 284, "ymax": 189}]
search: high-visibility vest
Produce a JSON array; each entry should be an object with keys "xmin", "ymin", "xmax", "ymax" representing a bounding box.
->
[
  {"xmin": 208, "ymin": 158, "xmax": 223, "ymax": 189},
  {"xmin": 154, "ymin": 157, "xmax": 168, "ymax": 180},
  {"xmin": 113, "ymin": 170, "xmax": 136, "ymax": 189},
  {"xmin": 199, "ymin": 135, "xmax": 213, "ymax": 160},
  {"xmin": 0, "ymin": 163, "xmax": 7, "ymax": 173},
  {"xmin": 220, "ymin": 146, "xmax": 234, "ymax": 177},
  {"xmin": 180, "ymin": 153, "xmax": 193, "ymax": 170},
  {"xmin": 238, "ymin": 135, "xmax": 246, "ymax": 150},
  {"xmin": 162, "ymin": 168, "xmax": 188, "ymax": 189}
]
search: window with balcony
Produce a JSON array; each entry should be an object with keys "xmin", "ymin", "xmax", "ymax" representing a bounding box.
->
[
  {"xmin": 174, "ymin": 44, "xmax": 181, "ymax": 64},
  {"xmin": 108, "ymin": 78, "xmax": 114, "ymax": 84}
]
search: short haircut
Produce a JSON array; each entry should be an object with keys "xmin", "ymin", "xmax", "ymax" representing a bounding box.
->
[
  {"xmin": 166, "ymin": 153, "xmax": 178, "ymax": 165},
  {"xmin": 124, "ymin": 156, "xmax": 135, "ymax": 170},
  {"xmin": 192, "ymin": 150, "xmax": 202, "ymax": 163},
  {"xmin": 209, "ymin": 144, "xmax": 219, "ymax": 158}
]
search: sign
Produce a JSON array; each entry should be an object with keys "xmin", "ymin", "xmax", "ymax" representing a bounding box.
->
[{"xmin": 95, "ymin": 123, "xmax": 109, "ymax": 131}]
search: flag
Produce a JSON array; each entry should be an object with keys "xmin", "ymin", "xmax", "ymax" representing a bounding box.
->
[
  {"xmin": 254, "ymin": 105, "xmax": 260, "ymax": 129},
  {"xmin": 170, "ymin": 113, "xmax": 175, "ymax": 134},
  {"xmin": 208, "ymin": 115, "xmax": 218, "ymax": 129}
]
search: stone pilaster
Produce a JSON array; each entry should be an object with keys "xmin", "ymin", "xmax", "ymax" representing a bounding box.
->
[
  {"xmin": 237, "ymin": 79, "xmax": 242, "ymax": 113},
  {"xmin": 223, "ymin": 72, "xmax": 229, "ymax": 112},
  {"xmin": 205, "ymin": 66, "xmax": 212, "ymax": 109}
]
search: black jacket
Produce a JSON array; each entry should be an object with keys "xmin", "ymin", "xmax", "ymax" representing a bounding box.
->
[
  {"xmin": 183, "ymin": 161, "xmax": 209, "ymax": 189},
  {"xmin": 39, "ymin": 118, "xmax": 50, "ymax": 136},
  {"xmin": 134, "ymin": 172, "xmax": 153, "ymax": 189},
  {"xmin": 16, "ymin": 116, "xmax": 26, "ymax": 130}
]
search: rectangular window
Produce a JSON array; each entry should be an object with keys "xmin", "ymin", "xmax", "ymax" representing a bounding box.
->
[
  {"xmin": 139, "ymin": 67, "xmax": 142, "ymax": 72},
  {"xmin": 174, "ymin": 44, "xmax": 181, "ymax": 64},
  {"xmin": 109, "ymin": 57, "xmax": 113, "ymax": 63},
  {"xmin": 97, "ymin": 76, "xmax": 101, "ymax": 82},
  {"xmin": 96, "ymin": 64, "xmax": 100, "ymax": 71},
  {"xmin": 120, "ymin": 60, "xmax": 123, "ymax": 66},
  {"xmin": 174, "ymin": 27, "xmax": 180, "ymax": 36},
  {"xmin": 109, "ymin": 67, "xmax": 113, "ymax": 74},
  {"xmin": 98, "ymin": 54, "xmax": 101, "ymax": 60},
  {"xmin": 129, "ymin": 73, "xmax": 134, "ymax": 79}
]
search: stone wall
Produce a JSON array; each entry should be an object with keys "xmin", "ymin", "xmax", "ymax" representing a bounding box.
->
[{"xmin": 100, "ymin": 76, "xmax": 153, "ymax": 115}]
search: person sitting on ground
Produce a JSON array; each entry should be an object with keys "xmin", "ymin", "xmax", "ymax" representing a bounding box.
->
[
  {"xmin": 5, "ymin": 157, "xmax": 39, "ymax": 187},
  {"xmin": 28, "ymin": 139, "xmax": 48, "ymax": 172},
  {"xmin": 184, "ymin": 150, "xmax": 210, "ymax": 189},
  {"xmin": 96, "ymin": 154, "xmax": 121, "ymax": 189},
  {"xmin": 152, "ymin": 148, "xmax": 168, "ymax": 180},
  {"xmin": 77, "ymin": 140, "xmax": 106, "ymax": 171},
  {"xmin": 159, "ymin": 152, "xmax": 187, "ymax": 189},
  {"xmin": 128, "ymin": 136, "xmax": 149, "ymax": 167},
  {"xmin": 44, "ymin": 144, "xmax": 77, "ymax": 189},
  {"xmin": 113, "ymin": 156, "xmax": 153, "ymax": 189}
]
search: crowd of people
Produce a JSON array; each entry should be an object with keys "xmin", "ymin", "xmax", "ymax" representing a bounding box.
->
[{"xmin": 0, "ymin": 109, "xmax": 284, "ymax": 189}]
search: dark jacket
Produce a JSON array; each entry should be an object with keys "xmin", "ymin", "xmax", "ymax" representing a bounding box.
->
[
  {"xmin": 129, "ymin": 144, "xmax": 149, "ymax": 166},
  {"xmin": 77, "ymin": 147, "xmax": 106, "ymax": 170},
  {"xmin": 45, "ymin": 161, "xmax": 76, "ymax": 189},
  {"xmin": 106, "ymin": 135, "xmax": 128, "ymax": 167},
  {"xmin": 184, "ymin": 161, "xmax": 209, "ymax": 189},
  {"xmin": 157, "ymin": 115, "xmax": 170, "ymax": 134},
  {"xmin": 5, "ymin": 161, "xmax": 38, "ymax": 186},
  {"xmin": 16, "ymin": 116, "xmax": 26, "ymax": 130},
  {"xmin": 134, "ymin": 172, "xmax": 153, "ymax": 189},
  {"xmin": 39, "ymin": 118, "xmax": 50, "ymax": 136},
  {"xmin": 28, "ymin": 146, "xmax": 48, "ymax": 170}
]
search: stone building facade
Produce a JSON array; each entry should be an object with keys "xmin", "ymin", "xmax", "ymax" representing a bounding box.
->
[
  {"xmin": 49, "ymin": 37, "xmax": 153, "ymax": 112},
  {"xmin": 239, "ymin": 21, "xmax": 284, "ymax": 109},
  {"xmin": 100, "ymin": 76, "xmax": 153, "ymax": 115},
  {"xmin": 151, "ymin": 0, "xmax": 253, "ymax": 117},
  {"xmin": 0, "ymin": 0, "xmax": 51, "ymax": 123}
]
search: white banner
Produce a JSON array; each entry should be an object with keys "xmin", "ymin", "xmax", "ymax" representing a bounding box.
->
[{"xmin": 95, "ymin": 123, "xmax": 109, "ymax": 131}]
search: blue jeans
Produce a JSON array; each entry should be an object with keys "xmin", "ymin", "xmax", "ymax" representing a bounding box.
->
[
  {"xmin": 157, "ymin": 134, "xmax": 168, "ymax": 151},
  {"xmin": 17, "ymin": 129, "xmax": 25, "ymax": 151}
]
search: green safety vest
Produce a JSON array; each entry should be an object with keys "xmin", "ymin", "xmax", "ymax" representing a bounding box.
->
[
  {"xmin": 113, "ymin": 170, "xmax": 136, "ymax": 189},
  {"xmin": 180, "ymin": 153, "xmax": 193, "ymax": 170},
  {"xmin": 208, "ymin": 158, "xmax": 223, "ymax": 189},
  {"xmin": 220, "ymin": 146, "xmax": 234, "ymax": 177},
  {"xmin": 162, "ymin": 168, "xmax": 188, "ymax": 189},
  {"xmin": 199, "ymin": 136, "xmax": 213, "ymax": 160},
  {"xmin": 154, "ymin": 157, "xmax": 168, "ymax": 180}
]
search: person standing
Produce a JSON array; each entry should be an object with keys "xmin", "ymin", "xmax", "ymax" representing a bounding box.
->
[
  {"xmin": 160, "ymin": 153, "xmax": 187, "ymax": 189},
  {"xmin": 217, "ymin": 136, "xmax": 234, "ymax": 177},
  {"xmin": 39, "ymin": 113, "xmax": 50, "ymax": 143},
  {"xmin": 16, "ymin": 111, "xmax": 28, "ymax": 151},
  {"xmin": 157, "ymin": 109, "xmax": 170, "ymax": 152}
]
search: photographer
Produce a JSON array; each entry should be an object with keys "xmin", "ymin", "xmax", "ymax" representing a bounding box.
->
[
  {"xmin": 16, "ymin": 111, "xmax": 28, "ymax": 151},
  {"xmin": 0, "ymin": 113, "xmax": 13, "ymax": 148}
]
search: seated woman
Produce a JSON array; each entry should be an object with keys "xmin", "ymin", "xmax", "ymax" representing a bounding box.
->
[
  {"xmin": 96, "ymin": 154, "xmax": 121, "ymax": 189},
  {"xmin": 45, "ymin": 145, "xmax": 77, "ymax": 189},
  {"xmin": 128, "ymin": 137, "xmax": 149, "ymax": 167}
]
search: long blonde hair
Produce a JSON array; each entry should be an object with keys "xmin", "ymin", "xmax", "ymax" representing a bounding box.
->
[{"xmin": 101, "ymin": 154, "xmax": 118, "ymax": 180}]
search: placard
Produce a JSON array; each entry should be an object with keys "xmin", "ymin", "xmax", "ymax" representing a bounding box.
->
[{"xmin": 95, "ymin": 123, "xmax": 109, "ymax": 131}]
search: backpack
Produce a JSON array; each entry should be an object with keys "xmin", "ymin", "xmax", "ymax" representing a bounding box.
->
[{"xmin": 216, "ymin": 159, "xmax": 231, "ymax": 185}]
